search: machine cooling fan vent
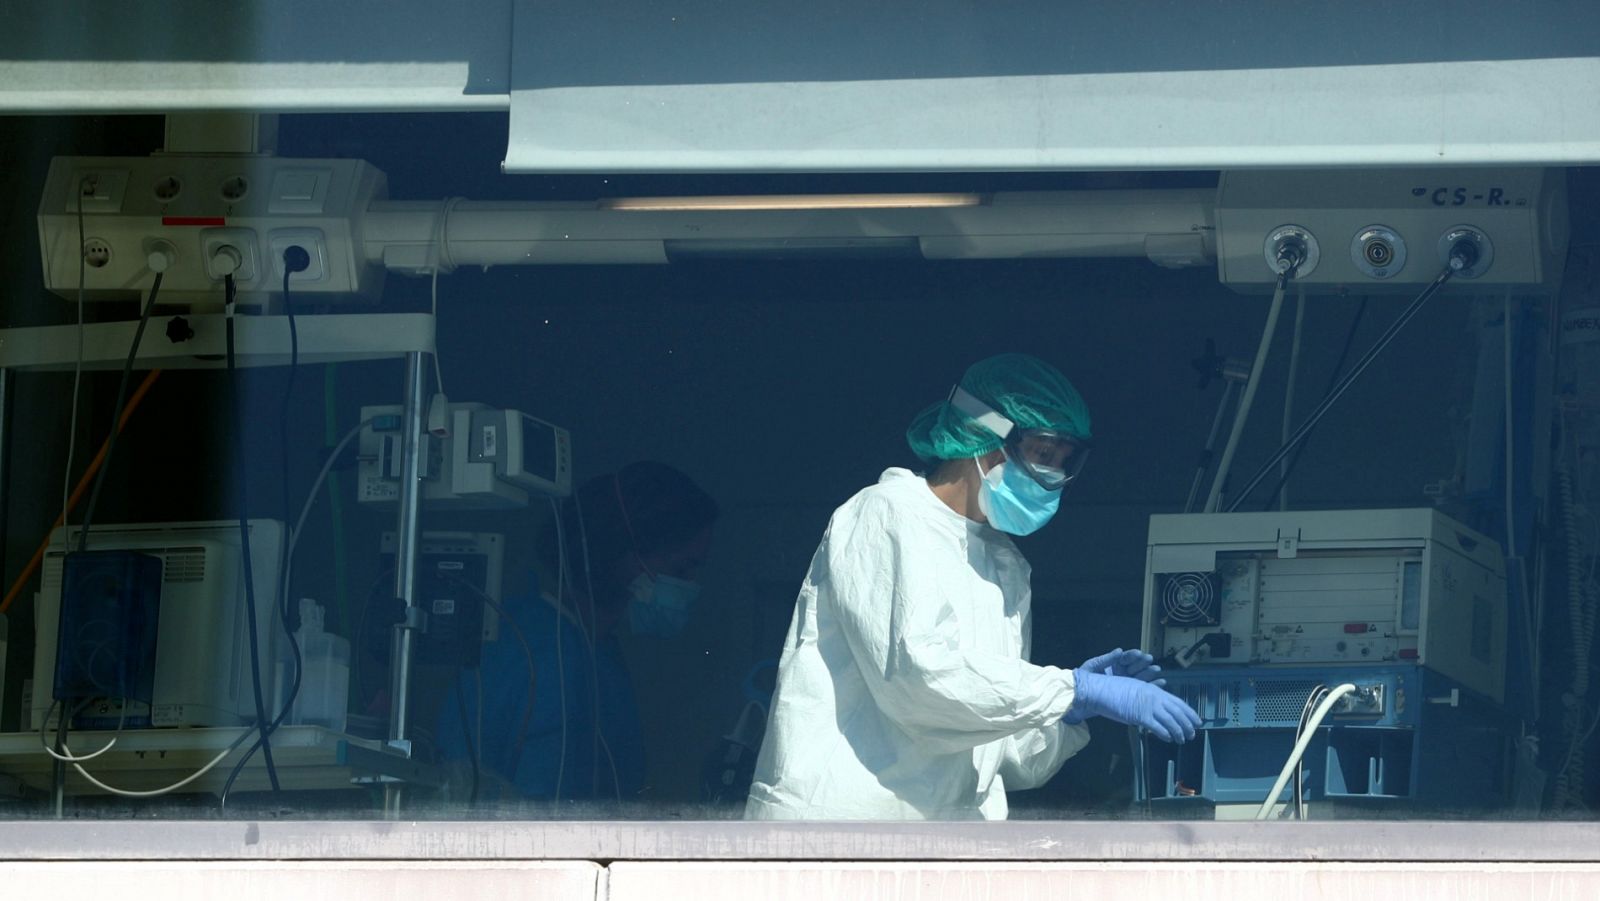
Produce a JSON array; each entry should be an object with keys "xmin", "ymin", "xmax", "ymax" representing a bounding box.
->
[
  {"xmin": 1158, "ymin": 571, "xmax": 1220, "ymax": 625},
  {"xmin": 1253, "ymin": 680, "xmax": 1325, "ymax": 722},
  {"xmin": 160, "ymin": 547, "xmax": 207, "ymax": 583}
]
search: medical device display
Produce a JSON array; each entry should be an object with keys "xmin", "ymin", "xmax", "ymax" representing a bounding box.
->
[{"xmin": 357, "ymin": 402, "xmax": 571, "ymax": 509}]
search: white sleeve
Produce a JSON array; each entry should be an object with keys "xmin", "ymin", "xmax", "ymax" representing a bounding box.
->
[
  {"xmin": 997, "ymin": 586, "xmax": 1090, "ymax": 790},
  {"xmin": 825, "ymin": 495, "xmax": 1077, "ymax": 754},
  {"xmin": 997, "ymin": 720, "xmax": 1091, "ymax": 790}
]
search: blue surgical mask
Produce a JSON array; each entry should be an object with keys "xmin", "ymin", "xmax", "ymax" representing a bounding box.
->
[
  {"xmin": 626, "ymin": 572, "xmax": 701, "ymax": 638},
  {"xmin": 975, "ymin": 455, "xmax": 1062, "ymax": 536}
]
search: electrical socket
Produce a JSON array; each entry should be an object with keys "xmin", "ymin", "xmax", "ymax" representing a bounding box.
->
[
  {"xmin": 142, "ymin": 238, "xmax": 178, "ymax": 273},
  {"xmin": 66, "ymin": 168, "xmax": 131, "ymax": 214},
  {"xmin": 82, "ymin": 238, "xmax": 112, "ymax": 269},
  {"xmin": 269, "ymin": 228, "xmax": 329, "ymax": 283},
  {"xmin": 201, "ymin": 228, "xmax": 260, "ymax": 283}
]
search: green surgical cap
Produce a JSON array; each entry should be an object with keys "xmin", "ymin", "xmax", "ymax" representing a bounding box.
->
[{"xmin": 905, "ymin": 353, "xmax": 1091, "ymax": 462}]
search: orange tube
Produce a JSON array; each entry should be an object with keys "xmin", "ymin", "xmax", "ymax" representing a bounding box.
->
[{"xmin": 0, "ymin": 368, "xmax": 163, "ymax": 615}]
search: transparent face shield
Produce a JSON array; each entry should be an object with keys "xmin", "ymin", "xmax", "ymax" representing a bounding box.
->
[{"xmin": 949, "ymin": 385, "xmax": 1091, "ymax": 491}]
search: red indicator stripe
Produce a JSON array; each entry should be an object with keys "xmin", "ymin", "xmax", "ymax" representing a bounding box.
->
[{"xmin": 162, "ymin": 216, "xmax": 226, "ymax": 227}]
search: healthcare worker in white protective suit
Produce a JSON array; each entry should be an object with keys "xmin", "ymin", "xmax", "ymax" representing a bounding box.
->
[{"xmin": 745, "ymin": 353, "xmax": 1201, "ymax": 820}]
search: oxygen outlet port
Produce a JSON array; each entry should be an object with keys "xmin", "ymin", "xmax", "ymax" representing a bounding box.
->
[
  {"xmin": 1263, "ymin": 225, "xmax": 1319, "ymax": 279},
  {"xmin": 1352, "ymin": 225, "xmax": 1407, "ymax": 279},
  {"xmin": 1437, "ymin": 226, "xmax": 1494, "ymax": 279}
]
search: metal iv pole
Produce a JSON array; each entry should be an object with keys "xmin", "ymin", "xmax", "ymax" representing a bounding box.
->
[{"xmin": 383, "ymin": 351, "xmax": 428, "ymax": 816}]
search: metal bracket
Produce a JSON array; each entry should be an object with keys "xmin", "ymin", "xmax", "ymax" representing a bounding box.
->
[
  {"xmin": 340, "ymin": 740, "xmax": 443, "ymax": 788},
  {"xmin": 398, "ymin": 606, "xmax": 429, "ymax": 632},
  {"xmin": 1276, "ymin": 529, "xmax": 1301, "ymax": 558}
]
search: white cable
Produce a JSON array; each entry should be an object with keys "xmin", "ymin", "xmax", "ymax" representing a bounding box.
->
[
  {"xmin": 1291, "ymin": 685, "xmax": 1329, "ymax": 820},
  {"xmin": 430, "ymin": 275, "xmax": 444, "ymax": 396},
  {"xmin": 428, "ymin": 198, "xmax": 463, "ymax": 398},
  {"xmin": 1256, "ymin": 683, "xmax": 1357, "ymax": 820},
  {"xmin": 1279, "ymin": 285, "xmax": 1307, "ymax": 511},
  {"xmin": 68, "ymin": 725, "xmax": 256, "ymax": 798},
  {"xmin": 281, "ymin": 418, "xmax": 373, "ymax": 613},
  {"xmin": 63, "ymin": 180, "xmax": 89, "ymax": 528},
  {"xmin": 37, "ymin": 698, "xmax": 126, "ymax": 762},
  {"xmin": 1206, "ymin": 276, "xmax": 1288, "ymax": 513},
  {"xmin": 572, "ymin": 489, "xmax": 624, "ymax": 802}
]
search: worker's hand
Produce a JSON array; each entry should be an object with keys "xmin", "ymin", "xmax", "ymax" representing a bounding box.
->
[
  {"xmin": 1067, "ymin": 670, "xmax": 1201, "ymax": 743},
  {"xmin": 1078, "ymin": 648, "xmax": 1164, "ymax": 687}
]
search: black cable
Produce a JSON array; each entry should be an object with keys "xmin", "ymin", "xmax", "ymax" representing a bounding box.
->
[
  {"xmin": 276, "ymin": 261, "xmax": 304, "ymax": 722},
  {"xmin": 1226, "ymin": 268, "xmax": 1455, "ymax": 512},
  {"xmin": 221, "ymin": 259, "xmax": 309, "ymax": 809},
  {"xmin": 54, "ymin": 268, "xmax": 163, "ymax": 809},
  {"xmin": 77, "ymin": 272, "xmax": 165, "ymax": 552},
  {"xmin": 224, "ymin": 273, "xmax": 281, "ymax": 793},
  {"xmin": 1258, "ymin": 297, "xmax": 1370, "ymax": 511}
]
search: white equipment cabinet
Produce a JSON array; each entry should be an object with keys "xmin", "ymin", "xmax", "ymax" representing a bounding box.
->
[{"xmin": 1142, "ymin": 508, "xmax": 1507, "ymax": 704}]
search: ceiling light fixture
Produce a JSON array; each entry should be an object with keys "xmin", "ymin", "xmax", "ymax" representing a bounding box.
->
[{"xmin": 602, "ymin": 193, "xmax": 984, "ymax": 212}]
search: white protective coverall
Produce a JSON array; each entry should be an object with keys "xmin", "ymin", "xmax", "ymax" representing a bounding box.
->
[{"xmin": 745, "ymin": 468, "xmax": 1089, "ymax": 820}]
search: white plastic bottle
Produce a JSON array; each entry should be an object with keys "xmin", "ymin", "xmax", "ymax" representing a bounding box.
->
[{"xmin": 279, "ymin": 598, "xmax": 351, "ymax": 732}]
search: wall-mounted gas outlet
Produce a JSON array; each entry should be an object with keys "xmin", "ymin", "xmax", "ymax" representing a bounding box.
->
[
  {"xmin": 1439, "ymin": 225, "xmax": 1495, "ymax": 279},
  {"xmin": 1351, "ymin": 225, "xmax": 1407, "ymax": 279},
  {"xmin": 1262, "ymin": 224, "xmax": 1320, "ymax": 279},
  {"xmin": 1216, "ymin": 169, "xmax": 1563, "ymax": 292}
]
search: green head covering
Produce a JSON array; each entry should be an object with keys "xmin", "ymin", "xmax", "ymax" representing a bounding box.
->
[{"xmin": 905, "ymin": 353, "xmax": 1091, "ymax": 462}]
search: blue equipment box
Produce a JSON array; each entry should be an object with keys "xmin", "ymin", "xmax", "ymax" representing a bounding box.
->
[
  {"xmin": 53, "ymin": 550, "xmax": 162, "ymax": 717},
  {"xmin": 1134, "ymin": 665, "xmax": 1511, "ymax": 810}
]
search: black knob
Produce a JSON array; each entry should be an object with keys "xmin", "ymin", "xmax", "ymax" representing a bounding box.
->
[{"xmin": 165, "ymin": 316, "xmax": 195, "ymax": 343}]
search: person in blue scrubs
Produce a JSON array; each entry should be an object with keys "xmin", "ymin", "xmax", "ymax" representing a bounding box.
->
[{"xmin": 435, "ymin": 461, "xmax": 718, "ymax": 806}]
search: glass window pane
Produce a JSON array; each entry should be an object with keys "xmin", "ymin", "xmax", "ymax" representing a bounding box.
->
[{"xmin": 0, "ymin": 5, "xmax": 1596, "ymax": 846}]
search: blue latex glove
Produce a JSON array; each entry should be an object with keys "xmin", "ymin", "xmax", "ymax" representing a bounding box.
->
[
  {"xmin": 1066, "ymin": 670, "xmax": 1201, "ymax": 743},
  {"xmin": 1061, "ymin": 648, "xmax": 1167, "ymax": 724},
  {"xmin": 1078, "ymin": 648, "xmax": 1164, "ymax": 687}
]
